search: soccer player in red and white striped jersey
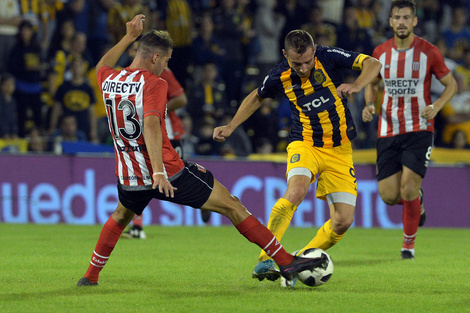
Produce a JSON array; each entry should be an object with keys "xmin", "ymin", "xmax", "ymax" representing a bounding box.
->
[
  {"xmin": 77, "ymin": 14, "xmax": 327, "ymax": 286},
  {"xmin": 363, "ymin": 0, "xmax": 457, "ymax": 259},
  {"xmin": 120, "ymin": 42, "xmax": 209, "ymax": 239}
]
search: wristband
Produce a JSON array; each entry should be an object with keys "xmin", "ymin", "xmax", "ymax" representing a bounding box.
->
[
  {"xmin": 154, "ymin": 172, "xmax": 166, "ymax": 176},
  {"xmin": 366, "ymin": 102, "xmax": 375, "ymax": 107}
]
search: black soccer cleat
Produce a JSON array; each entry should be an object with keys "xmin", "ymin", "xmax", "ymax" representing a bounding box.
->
[
  {"xmin": 401, "ymin": 249, "xmax": 415, "ymax": 260},
  {"xmin": 201, "ymin": 209, "xmax": 211, "ymax": 223},
  {"xmin": 418, "ymin": 188, "xmax": 426, "ymax": 227},
  {"xmin": 77, "ymin": 277, "xmax": 98, "ymax": 286},
  {"xmin": 121, "ymin": 225, "xmax": 146, "ymax": 239},
  {"xmin": 278, "ymin": 255, "xmax": 328, "ymax": 280}
]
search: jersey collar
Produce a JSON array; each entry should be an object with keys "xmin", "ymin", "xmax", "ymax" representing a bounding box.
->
[{"xmin": 391, "ymin": 35, "xmax": 418, "ymax": 52}]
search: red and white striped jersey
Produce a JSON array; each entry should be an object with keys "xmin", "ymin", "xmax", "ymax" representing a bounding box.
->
[
  {"xmin": 97, "ymin": 66, "xmax": 184, "ymax": 189},
  {"xmin": 373, "ymin": 36, "xmax": 450, "ymax": 138},
  {"xmin": 160, "ymin": 69, "xmax": 185, "ymax": 140}
]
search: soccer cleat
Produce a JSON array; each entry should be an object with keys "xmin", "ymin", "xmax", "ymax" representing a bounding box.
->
[
  {"xmin": 401, "ymin": 249, "xmax": 415, "ymax": 260},
  {"xmin": 280, "ymin": 250, "xmax": 300, "ymax": 287},
  {"xmin": 278, "ymin": 255, "xmax": 328, "ymax": 280},
  {"xmin": 252, "ymin": 259, "xmax": 281, "ymax": 281},
  {"xmin": 201, "ymin": 209, "xmax": 211, "ymax": 223},
  {"xmin": 77, "ymin": 277, "xmax": 98, "ymax": 286},
  {"xmin": 121, "ymin": 225, "xmax": 146, "ymax": 239},
  {"xmin": 418, "ymin": 187, "xmax": 426, "ymax": 227}
]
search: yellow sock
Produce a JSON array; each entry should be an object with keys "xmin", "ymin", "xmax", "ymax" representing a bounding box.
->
[
  {"xmin": 298, "ymin": 219, "xmax": 344, "ymax": 254},
  {"xmin": 258, "ymin": 198, "xmax": 297, "ymax": 262}
]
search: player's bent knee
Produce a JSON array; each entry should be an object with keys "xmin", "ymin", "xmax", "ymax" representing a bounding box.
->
[
  {"xmin": 400, "ymin": 185, "xmax": 419, "ymax": 201},
  {"xmin": 331, "ymin": 218, "xmax": 353, "ymax": 235},
  {"xmin": 378, "ymin": 187, "xmax": 401, "ymax": 205},
  {"xmin": 112, "ymin": 203, "xmax": 135, "ymax": 226},
  {"xmin": 284, "ymin": 185, "xmax": 310, "ymax": 206},
  {"xmin": 332, "ymin": 211, "xmax": 354, "ymax": 227},
  {"xmin": 202, "ymin": 191, "xmax": 244, "ymax": 217},
  {"xmin": 336, "ymin": 218, "xmax": 353, "ymax": 231},
  {"xmin": 380, "ymin": 194, "xmax": 400, "ymax": 205}
]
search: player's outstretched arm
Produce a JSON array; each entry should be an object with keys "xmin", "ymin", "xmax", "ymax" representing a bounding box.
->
[
  {"xmin": 213, "ymin": 89, "xmax": 263, "ymax": 142},
  {"xmin": 96, "ymin": 14, "xmax": 145, "ymax": 71}
]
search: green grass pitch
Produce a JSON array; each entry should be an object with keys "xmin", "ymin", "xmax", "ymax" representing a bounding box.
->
[{"xmin": 0, "ymin": 224, "xmax": 469, "ymax": 313}]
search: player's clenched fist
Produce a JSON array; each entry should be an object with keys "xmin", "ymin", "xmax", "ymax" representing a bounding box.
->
[
  {"xmin": 362, "ymin": 104, "xmax": 375, "ymax": 122},
  {"xmin": 213, "ymin": 125, "xmax": 233, "ymax": 142},
  {"xmin": 126, "ymin": 14, "xmax": 145, "ymax": 40}
]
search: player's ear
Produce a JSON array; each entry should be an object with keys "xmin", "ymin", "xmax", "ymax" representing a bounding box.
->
[
  {"xmin": 412, "ymin": 16, "xmax": 418, "ymax": 27},
  {"xmin": 152, "ymin": 53, "xmax": 159, "ymax": 64},
  {"xmin": 282, "ymin": 49, "xmax": 287, "ymax": 59}
]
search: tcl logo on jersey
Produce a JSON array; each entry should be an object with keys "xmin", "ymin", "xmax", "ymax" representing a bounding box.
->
[{"xmin": 302, "ymin": 96, "xmax": 330, "ymax": 111}]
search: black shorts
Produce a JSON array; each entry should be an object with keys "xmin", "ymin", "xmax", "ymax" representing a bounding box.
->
[
  {"xmin": 117, "ymin": 161, "xmax": 214, "ymax": 215},
  {"xmin": 376, "ymin": 131, "xmax": 433, "ymax": 181}
]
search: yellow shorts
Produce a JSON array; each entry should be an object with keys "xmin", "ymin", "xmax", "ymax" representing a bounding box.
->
[{"xmin": 286, "ymin": 141, "xmax": 357, "ymax": 201}]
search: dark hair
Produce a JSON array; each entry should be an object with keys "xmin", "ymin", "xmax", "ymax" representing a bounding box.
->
[
  {"xmin": 284, "ymin": 30, "xmax": 315, "ymax": 54},
  {"xmin": 390, "ymin": 0, "xmax": 416, "ymax": 16},
  {"xmin": 19, "ymin": 20, "xmax": 34, "ymax": 31},
  {"xmin": 0, "ymin": 72, "xmax": 15, "ymax": 84},
  {"xmin": 17, "ymin": 20, "xmax": 40, "ymax": 49},
  {"xmin": 138, "ymin": 30, "xmax": 174, "ymax": 57}
]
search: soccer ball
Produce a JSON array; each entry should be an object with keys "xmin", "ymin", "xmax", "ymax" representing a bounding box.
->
[{"xmin": 297, "ymin": 248, "xmax": 334, "ymax": 287}]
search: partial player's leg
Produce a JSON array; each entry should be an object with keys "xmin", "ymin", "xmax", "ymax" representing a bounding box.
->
[
  {"xmin": 418, "ymin": 187, "xmax": 425, "ymax": 227},
  {"xmin": 121, "ymin": 214, "xmax": 146, "ymax": 239},
  {"xmin": 279, "ymin": 199, "xmax": 354, "ymax": 287},
  {"xmin": 400, "ymin": 132, "xmax": 432, "ymax": 230},
  {"xmin": 299, "ymin": 200, "xmax": 355, "ymax": 253},
  {"xmin": 377, "ymin": 172, "xmax": 402, "ymax": 205},
  {"xmin": 300, "ymin": 142, "xmax": 357, "ymax": 252},
  {"xmin": 399, "ymin": 166, "xmax": 423, "ymax": 259},
  {"xmin": 378, "ymin": 169, "xmax": 422, "ymax": 260},
  {"xmin": 400, "ymin": 132, "xmax": 432, "ymax": 258},
  {"xmin": 77, "ymin": 202, "xmax": 135, "ymax": 286},
  {"xmin": 376, "ymin": 135, "xmax": 403, "ymax": 206},
  {"xmin": 173, "ymin": 138, "xmax": 211, "ymax": 224},
  {"xmin": 254, "ymin": 174, "xmax": 310, "ymax": 280},
  {"xmin": 77, "ymin": 184, "xmax": 152, "ymax": 286},
  {"xmin": 254, "ymin": 141, "xmax": 316, "ymax": 281},
  {"xmin": 200, "ymin": 179, "xmax": 327, "ymax": 281}
]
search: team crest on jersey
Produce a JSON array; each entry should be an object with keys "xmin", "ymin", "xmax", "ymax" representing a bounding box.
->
[
  {"xmin": 196, "ymin": 164, "xmax": 207, "ymax": 173},
  {"xmin": 290, "ymin": 154, "xmax": 300, "ymax": 163},
  {"xmin": 412, "ymin": 62, "xmax": 420, "ymax": 71},
  {"xmin": 313, "ymin": 69, "xmax": 326, "ymax": 84}
]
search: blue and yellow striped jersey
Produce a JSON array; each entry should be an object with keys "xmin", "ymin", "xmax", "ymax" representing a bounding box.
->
[{"xmin": 258, "ymin": 46, "xmax": 369, "ymax": 148}]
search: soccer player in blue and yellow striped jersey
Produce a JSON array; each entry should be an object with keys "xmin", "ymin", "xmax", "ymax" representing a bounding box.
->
[{"xmin": 214, "ymin": 29, "xmax": 381, "ymax": 285}]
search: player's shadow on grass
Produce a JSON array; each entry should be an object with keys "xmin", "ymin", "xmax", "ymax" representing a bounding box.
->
[{"xmin": 0, "ymin": 287, "xmax": 131, "ymax": 302}]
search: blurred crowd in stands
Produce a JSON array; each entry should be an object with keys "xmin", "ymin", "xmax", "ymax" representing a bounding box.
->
[{"xmin": 1, "ymin": 0, "xmax": 470, "ymax": 156}]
